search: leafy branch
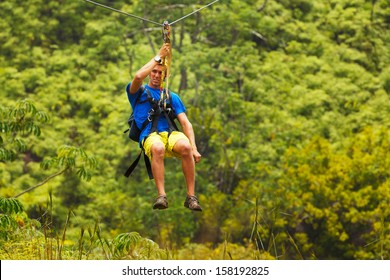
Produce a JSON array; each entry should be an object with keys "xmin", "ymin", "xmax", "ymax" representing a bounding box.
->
[
  {"xmin": 13, "ymin": 145, "xmax": 97, "ymax": 198},
  {"xmin": 0, "ymin": 99, "xmax": 49, "ymax": 161},
  {"xmin": 13, "ymin": 169, "xmax": 68, "ymax": 198}
]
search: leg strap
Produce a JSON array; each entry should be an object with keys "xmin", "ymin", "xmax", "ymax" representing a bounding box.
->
[
  {"xmin": 124, "ymin": 150, "xmax": 142, "ymax": 177},
  {"xmin": 124, "ymin": 150, "xmax": 154, "ymax": 180}
]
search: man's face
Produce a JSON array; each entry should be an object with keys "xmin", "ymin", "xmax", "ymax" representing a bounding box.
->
[{"xmin": 149, "ymin": 65, "xmax": 165, "ymax": 88}]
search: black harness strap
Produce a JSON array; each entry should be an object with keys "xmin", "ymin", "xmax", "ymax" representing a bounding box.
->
[
  {"xmin": 124, "ymin": 150, "xmax": 142, "ymax": 177},
  {"xmin": 163, "ymin": 109, "xmax": 179, "ymax": 133},
  {"xmin": 124, "ymin": 87, "xmax": 179, "ymax": 180},
  {"xmin": 124, "ymin": 149, "xmax": 153, "ymax": 179},
  {"xmin": 144, "ymin": 152, "xmax": 153, "ymax": 179}
]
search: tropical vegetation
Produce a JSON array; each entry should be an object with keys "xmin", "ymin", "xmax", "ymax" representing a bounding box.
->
[{"xmin": 1, "ymin": 0, "xmax": 390, "ymax": 260}]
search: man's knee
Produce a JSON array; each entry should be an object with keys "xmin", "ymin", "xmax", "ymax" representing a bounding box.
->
[
  {"xmin": 175, "ymin": 140, "xmax": 192, "ymax": 157},
  {"xmin": 151, "ymin": 143, "xmax": 165, "ymax": 158}
]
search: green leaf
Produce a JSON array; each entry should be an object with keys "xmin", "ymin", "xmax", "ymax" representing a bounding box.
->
[{"xmin": 0, "ymin": 197, "xmax": 24, "ymax": 215}]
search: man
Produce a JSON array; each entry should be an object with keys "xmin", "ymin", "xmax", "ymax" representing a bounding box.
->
[{"xmin": 126, "ymin": 43, "xmax": 202, "ymax": 211}]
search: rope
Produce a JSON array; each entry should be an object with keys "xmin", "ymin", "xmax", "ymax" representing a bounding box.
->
[{"xmin": 161, "ymin": 21, "xmax": 171, "ymax": 107}]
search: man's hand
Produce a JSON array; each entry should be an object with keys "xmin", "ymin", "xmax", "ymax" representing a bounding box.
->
[
  {"xmin": 193, "ymin": 149, "xmax": 202, "ymax": 164},
  {"xmin": 158, "ymin": 43, "xmax": 170, "ymax": 59}
]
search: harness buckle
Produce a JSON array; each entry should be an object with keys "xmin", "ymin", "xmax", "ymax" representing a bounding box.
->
[{"xmin": 147, "ymin": 109, "xmax": 155, "ymax": 122}]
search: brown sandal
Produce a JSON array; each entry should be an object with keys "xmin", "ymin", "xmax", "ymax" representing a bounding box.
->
[
  {"xmin": 184, "ymin": 195, "xmax": 202, "ymax": 211},
  {"xmin": 153, "ymin": 195, "xmax": 168, "ymax": 210}
]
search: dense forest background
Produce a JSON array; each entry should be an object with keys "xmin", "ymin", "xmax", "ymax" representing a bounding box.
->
[{"xmin": 1, "ymin": 0, "xmax": 390, "ymax": 260}]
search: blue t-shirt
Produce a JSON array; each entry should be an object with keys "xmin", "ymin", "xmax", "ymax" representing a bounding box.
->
[{"xmin": 126, "ymin": 83, "xmax": 186, "ymax": 144}]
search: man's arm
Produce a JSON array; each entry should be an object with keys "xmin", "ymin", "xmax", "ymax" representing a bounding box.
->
[
  {"xmin": 128, "ymin": 43, "xmax": 170, "ymax": 94},
  {"xmin": 177, "ymin": 112, "xmax": 202, "ymax": 163}
]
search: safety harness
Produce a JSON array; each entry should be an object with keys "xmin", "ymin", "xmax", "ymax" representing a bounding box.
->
[{"xmin": 124, "ymin": 87, "xmax": 179, "ymax": 179}]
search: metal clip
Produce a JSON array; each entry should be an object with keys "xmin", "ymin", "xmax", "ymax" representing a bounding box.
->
[
  {"xmin": 162, "ymin": 21, "xmax": 170, "ymax": 43},
  {"xmin": 147, "ymin": 109, "xmax": 155, "ymax": 122}
]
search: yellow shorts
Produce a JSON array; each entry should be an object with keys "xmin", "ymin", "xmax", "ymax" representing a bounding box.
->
[{"xmin": 142, "ymin": 131, "xmax": 190, "ymax": 160}]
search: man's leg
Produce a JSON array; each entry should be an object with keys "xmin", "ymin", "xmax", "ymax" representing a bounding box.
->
[
  {"xmin": 173, "ymin": 139, "xmax": 196, "ymax": 196},
  {"xmin": 171, "ymin": 135, "xmax": 202, "ymax": 211},
  {"xmin": 143, "ymin": 133, "xmax": 168, "ymax": 209},
  {"xmin": 150, "ymin": 142, "xmax": 166, "ymax": 196}
]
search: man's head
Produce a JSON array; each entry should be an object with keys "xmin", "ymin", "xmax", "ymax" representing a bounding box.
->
[{"xmin": 148, "ymin": 64, "xmax": 166, "ymax": 89}]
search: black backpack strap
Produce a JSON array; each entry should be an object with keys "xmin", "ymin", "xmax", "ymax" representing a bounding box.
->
[
  {"xmin": 124, "ymin": 87, "xmax": 181, "ymax": 180},
  {"xmin": 133, "ymin": 86, "xmax": 145, "ymax": 107},
  {"xmin": 124, "ymin": 150, "xmax": 142, "ymax": 177},
  {"xmin": 124, "ymin": 85, "xmax": 157, "ymax": 180},
  {"xmin": 124, "ymin": 134, "xmax": 154, "ymax": 179},
  {"xmin": 162, "ymin": 110, "xmax": 176, "ymax": 133},
  {"xmin": 144, "ymin": 153, "xmax": 153, "ymax": 179},
  {"xmin": 124, "ymin": 150, "xmax": 154, "ymax": 179},
  {"xmin": 124, "ymin": 86, "xmax": 143, "ymax": 133}
]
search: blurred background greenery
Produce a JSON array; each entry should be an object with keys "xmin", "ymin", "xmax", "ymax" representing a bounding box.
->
[{"xmin": 1, "ymin": 0, "xmax": 390, "ymax": 259}]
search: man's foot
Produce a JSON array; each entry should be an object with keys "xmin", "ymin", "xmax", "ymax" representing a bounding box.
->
[
  {"xmin": 153, "ymin": 195, "xmax": 168, "ymax": 210},
  {"xmin": 184, "ymin": 195, "xmax": 202, "ymax": 211}
]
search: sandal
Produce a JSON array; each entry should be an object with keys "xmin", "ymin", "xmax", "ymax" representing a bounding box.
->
[
  {"xmin": 184, "ymin": 195, "xmax": 202, "ymax": 211},
  {"xmin": 153, "ymin": 195, "xmax": 168, "ymax": 210}
]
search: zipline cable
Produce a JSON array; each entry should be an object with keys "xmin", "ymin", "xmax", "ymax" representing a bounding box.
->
[
  {"xmin": 83, "ymin": 0, "xmax": 163, "ymax": 26},
  {"xmin": 83, "ymin": 0, "xmax": 221, "ymax": 27},
  {"xmin": 170, "ymin": 0, "xmax": 220, "ymax": 26},
  {"xmin": 83, "ymin": 0, "xmax": 221, "ymax": 106}
]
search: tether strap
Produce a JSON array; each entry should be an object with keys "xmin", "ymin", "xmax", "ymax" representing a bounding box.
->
[
  {"xmin": 125, "ymin": 89, "xmax": 177, "ymax": 180},
  {"xmin": 150, "ymin": 108, "xmax": 161, "ymax": 133},
  {"xmin": 144, "ymin": 153, "xmax": 153, "ymax": 179},
  {"xmin": 124, "ymin": 150, "xmax": 153, "ymax": 179},
  {"xmin": 124, "ymin": 150, "xmax": 142, "ymax": 177},
  {"xmin": 163, "ymin": 110, "xmax": 178, "ymax": 133}
]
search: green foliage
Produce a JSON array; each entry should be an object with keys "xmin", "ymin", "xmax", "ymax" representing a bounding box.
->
[
  {"xmin": 0, "ymin": 197, "xmax": 25, "ymax": 240},
  {"xmin": 0, "ymin": 197, "xmax": 24, "ymax": 215},
  {"xmin": 274, "ymin": 127, "xmax": 390, "ymax": 259},
  {"xmin": 111, "ymin": 232, "xmax": 167, "ymax": 259},
  {"xmin": 1, "ymin": 0, "xmax": 390, "ymax": 260},
  {"xmin": 41, "ymin": 145, "xmax": 97, "ymax": 181},
  {"xmin": 0, "ymin": 99, "xmax": 49, "ymax": 161}
]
